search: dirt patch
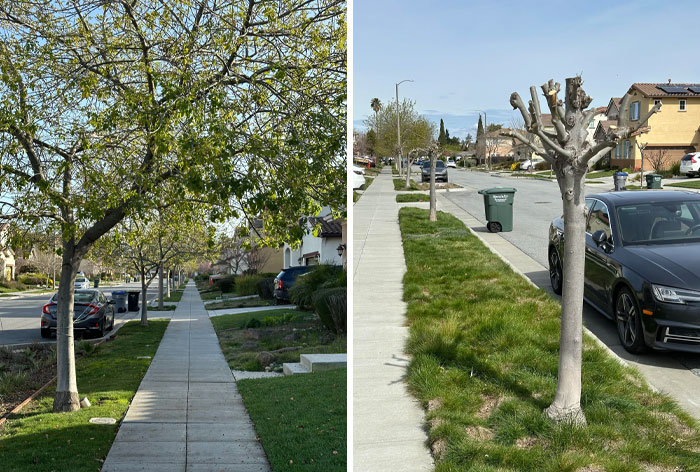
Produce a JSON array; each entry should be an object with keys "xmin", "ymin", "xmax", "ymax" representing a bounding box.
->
[
  {"xmin": 431, "ymin": 438, "xmax": 447, "ymax": 460},
  {"xmin": 652, "ymin": 412, "xmax": 693, "ymax": 437},
  {"xmin": 476, "ymin": 395, "xmax": 501, "ymax": 419},
  {"xmin": 639, "ymin": 464, "xmax": 681, "ymax": 472},
  {"xmin": 465, "ymin": 425, "xmax": 494, "ymax": 441},
  {"xmin": 0, "ymin": 345, "xmax": 57, "ymax": 420},
  {"xmin": 427, "ymin": 398, "xmax": 443, "ymax": 412},
  {"xmin": 575, "ymin": 467, "xmax": 604, "ymax": 472},
  {"xmin": 515, "ymin": 436, "xmax": 540, "ymax": 449},
  {"xmin": 531, "ymin": 392, "xmax": 544, "ymax": 400},
  {"xmin": 429, "ymin": 417, "xmax": 445, "ymax": 430}
]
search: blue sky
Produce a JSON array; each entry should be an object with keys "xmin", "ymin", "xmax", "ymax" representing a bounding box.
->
[{"xmin": 354, "ymin": 0, "xmax": 700, "ymax": 139}]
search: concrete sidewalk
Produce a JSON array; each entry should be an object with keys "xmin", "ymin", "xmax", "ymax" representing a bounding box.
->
[
  {"xmin": 353, "ymin": 169, "xmax": 433, "ymax": 471},
  {"xmin": 103, "ymin": 282, "xmax": 269, "ymax": 472}
]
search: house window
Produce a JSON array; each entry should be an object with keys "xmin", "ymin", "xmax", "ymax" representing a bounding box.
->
[
  {"xmin": 624, "ymin": 140, "xmax": 632, "ymax": 159},
  {"xmin": 680, "ymin": 99, "xmax": 686, "ymax": 111},
  {"xmin": 630, "ymin": 101, "xmax": 640, "ymax": 121},
  {"xmin": 615, "ymin": 142, "xmax": 621, "ymax": 158}
]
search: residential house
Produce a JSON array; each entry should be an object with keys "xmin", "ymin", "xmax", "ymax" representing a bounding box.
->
[
  {"xmin": 213, "ymin": 218, "xmax": 283, "ymax": 276},
  {"xmin": 595, "ymin": 84, "xmax": 700, "ymax": 170},
  {"xmin": 283, "ymin": 207, "xmax": 345, "ymax": 268},
  {"xmin": 0, "ymin": 224, "xmax": 16, "ymax": 281}
]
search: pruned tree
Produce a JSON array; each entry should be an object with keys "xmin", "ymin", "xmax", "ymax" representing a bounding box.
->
[
  {"xmin": 403, "ymin": 118, "xmax": 436, "ymax": 188},
  {"xmin": 427, "ymin": 143, "xmax": 439, "ymax": 222},
  {"xmin": 501, "ymin": 76, "xmax": 659, "ymax": 424},
  {"xmin": 0, "ymin": 0, "xmax": 345, "ymax": 412},
  {"xmin": 646, "ymin": 148, "xmax": 668, "ymax": 174}
]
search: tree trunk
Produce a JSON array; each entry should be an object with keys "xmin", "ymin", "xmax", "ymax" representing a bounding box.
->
[
  {"xmin": 140, "ymin": 267, "xmax": 148, "ymax": 326},
  {"xmin": 53, "ymin": 243, "xmax": 80, "ymax": 412},
  {"xmin": 166, "ymin": 268, "xmax": 171, "ymax": 299},
  {"xmin": 545, "ymin": 170, "xmax": 587, "ymax": 425},
  {"xmin": 429, "ymin": 155, "xmax": 437, "ymax": 222},
  {"xmin": 158, "ymin": 265, "xmax": 164, "ymax": 309},
  {"xmin": 405, "ymin": 157, "xmax": 412, "ymax": 188}
]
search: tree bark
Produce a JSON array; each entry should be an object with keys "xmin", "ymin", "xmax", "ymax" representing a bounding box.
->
[
  {"xmin": 166, "ymin": 268, "xmax": 171, "ymax": 299},
  {"xmin": 53, "ymin": 242, "xmax": 80, "ymax": 412},
  {"xmin": 140, "ymin": 267, "xmax": 148, "ymax": 326},
  {"xmin": 545, "ymin": 170, "xmax": 587, "ymax": 425},
  {"xmin": 158, "ymin": 265, "xmax": 164, "ymax": 310},
  {"xmin": 405, "ymin": 157, "xmax": 412, "ymax": 188},
  {"xmin": 429, "ymin": 153, "xmax": 437, "ymax": 222}
]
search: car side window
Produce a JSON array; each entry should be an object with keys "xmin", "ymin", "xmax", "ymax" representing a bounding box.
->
[{"xmin": 587, "ymin": 200, "xmax": 612, "ymax": 241}]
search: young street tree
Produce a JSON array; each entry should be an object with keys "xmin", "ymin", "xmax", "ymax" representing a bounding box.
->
[
  {"xmin": 502, "ymin": 76, "xmax": 659, "ymax": 424},
  {"xmin": 403, "ymin": 117, "xmax": 436, "ymax": 188},
  {"xmin": 0, "ymin": 0, "xmax": 345, "ymax": 412}
]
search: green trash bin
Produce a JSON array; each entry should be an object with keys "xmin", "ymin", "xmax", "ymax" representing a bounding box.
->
[
  {"xmin": 645, "ymin": 173, "xmax": 662, "ymax": 189},
  {"xmin": 477, "ymin": 187, "xmax": 517, "ymax": 232}
]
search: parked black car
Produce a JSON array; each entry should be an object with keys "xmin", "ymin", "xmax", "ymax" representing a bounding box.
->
[
  {"xmin": 274, "ymin": 266, "xmax": 313, "ymax": 303},
  {"xmin": 548, "ymin": 191, "xmax": 700, "ymax": 353},
  {"xmin": 41, "ymin": 289, "xmax": 116, "ymax": 338},
  {"xmin": 421, "ymin": 160, "xmax": 448, "ymax": 183}
]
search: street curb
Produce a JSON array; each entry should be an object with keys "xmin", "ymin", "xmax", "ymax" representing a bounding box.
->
[{"xmin": 436, "ymin": 194, "xmax": 631, "ymax": 371}]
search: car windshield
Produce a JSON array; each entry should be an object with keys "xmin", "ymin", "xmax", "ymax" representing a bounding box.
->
[
  {"xmin": 422, "ymin": 161, "xmax": 445, "ymax": 169},
  {"xmin": 76, "ymin": 278, "xmax": 86, "ymax": 282},
  {"xmin": 616, "ymin": 201, "xmax": 700, "ymax": 245}
]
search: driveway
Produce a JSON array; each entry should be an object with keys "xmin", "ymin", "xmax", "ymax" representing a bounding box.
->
[{"xmin": 442, "ymin": 168, "xmax": 700, "ymax": 418}]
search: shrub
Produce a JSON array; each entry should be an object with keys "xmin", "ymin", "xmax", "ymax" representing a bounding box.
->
[
  {"xmin": 245, "ymin": 318, "xmax": 262, "ymax": 329},
  {"xmin": 236, "ymin": 274, "xmax": 262, "ymax": 296},
  {"xmin": 534, "ymin": 161, "xmax": 551, "ymax": 171},
  {"xmin": 17, "ymin": 264, "xmax": 39, "ymax": 274},
  {"xmin": 0, "ymin": 279, "xmax": 26, "ymax": 291},
  {"xmin": 257, "ymin": 277, "xmax": 275, "ymax": 300},
  {"xmin": 260, "ymin": 313, "xmax": 299, "ymax": 327},
  {"xmin": 671, "ymin": 161, "xmax": 681, "ymax": 176},
  {"xmin": 18, "ymin": 273, "xmax": 46, "ymax": 286},
  {"xmin": 194, "ymin": 274, "xmax": 209, "ymax": 282},
  {"xmin": 289, "ymin": 265, "xmax": 344, "ymax": 310},
  {"xmin": 312, "ymin": 287, "xmax": 347, "ymax": 334},
  {"xmin": 214, "ymin": 274, "xmax": 236, "ymax": 293}
]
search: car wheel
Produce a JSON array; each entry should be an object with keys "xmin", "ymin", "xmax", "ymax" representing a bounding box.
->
[
  {"xmin": 41, "ymin": 328, "xmax": 51, "ymax": 339},
  {"xmin": 98, "ymin": 319, "xmax": 106, "ymax": 338},
  {"xmin": 615, "ymin": 287, "xmax": 647, "ymax": 353},
  {"xmin": 549, "ymin": 249, "xmax": 563, "ymax": 295}
]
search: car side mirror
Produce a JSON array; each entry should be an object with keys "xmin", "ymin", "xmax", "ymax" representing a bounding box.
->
[{"xmin": 592, "ymin": 230, "xmax": 612, "ymax": 252}]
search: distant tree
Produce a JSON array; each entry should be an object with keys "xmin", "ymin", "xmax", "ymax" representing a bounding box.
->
[
  {"xmin": 476, "ymin": 116, "xmax": 485, "ymax": 163},
  {"xmin": 367, "ymin": 99, "xmax": 427, "ymax": 166},
  {"xmin": 371, "ymin": 98, "xmax": 382, "ymax": 133},
  {"xmin": 366, "ymin": 129, "xmax": 377, "ymax": 156},
  {"xmin": 445, "ymin": 128, "xmax": 451, "ymax": 141},
  {"xmin": 404, "ymin": 118, "xmax": 437, "ymax": 187},
  {"xmin": 438, "ymin": 119, "xmax": 446, "ymax": 145},
  {"xmin": 487, "ymin": 123, "xmax": 503, "ymax": 132},
  {"xmin": 477, "ymin": 116, "xmax": 485, "ymax": 139},
  {"xmin": 463, "ymin": 133, "xmax": 474, "ymax": 150},
  {"xmin": 647, "ymin": 149, "xmax": 669, "ymax": 173}
]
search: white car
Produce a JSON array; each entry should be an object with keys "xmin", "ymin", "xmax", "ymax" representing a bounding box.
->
[
  {"xmin": 446, "ymin": 159, "xmax": 457, "ymax": 168},
  {"xmin": 352, "ymin": 165, "xmax": 366, "ymax": 190},
  {"xmin": 519, "ymin": 157, "xmax": 545, "ymax": 171},
  {"xmin": 680, "ymin": 152, "xmax": 700, "ymax": 178},
  {"xmin": 74, "ymin": 276, "xmax": 91, "ymax": 289}
]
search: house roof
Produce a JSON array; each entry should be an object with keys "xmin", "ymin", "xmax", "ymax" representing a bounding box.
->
[
  {"xmin": 594, "ymin": 106, "xmax": 607, "ymax": 115},
  {"xmin": 606, "ymin": 98, "xmax": 622, "ymax": 116},
  {"xmin": 308, "ymin": 217, "xmax": 343, "ymax": 238},
  {"xmin": 629, "ymin": 83, "xmax": 700, "ymax": 98}
]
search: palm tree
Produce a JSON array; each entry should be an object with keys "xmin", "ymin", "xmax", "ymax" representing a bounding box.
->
[{"xmin": 370, "ymin": 98, "xmax": 381, "ymax": 133}]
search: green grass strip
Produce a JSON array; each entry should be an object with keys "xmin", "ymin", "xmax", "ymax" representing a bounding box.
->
[
  {"xmin": 238, "ymin": 369, "xmax": 346, "ymax": 471},
  {"xmin": 0, "ymin": 320, "xmax": 169, "ymax": 471},
  {"xmin": 393, "ymin": 178, "xmax": 422, "ymax": 191},
  {"xmin": 205, "ymin": 297, "xmax": 271, "ymax": 311},
  {"xmin": 398, "ymin": 207, "xmax": 700, "ymax": 471},
  {"xmin": 666, "ymin": 180, "xmax": 700, "ymax": 189},
  {"xmin": 397, "ymin": 193, "xmax": 430, "ymax": 203},
  {"xmin": 162, "ymin": 290, "xmax": 183, "ymax": 302}
]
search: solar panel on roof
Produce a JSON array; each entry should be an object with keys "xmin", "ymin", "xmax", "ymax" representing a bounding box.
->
[
  {"xmin": 657, "ymin": 85, "xmax": 689, "ymax": 94},
  {"xmin": 687, "ymin": 86, "xmax": 700, "ymax": 94}
]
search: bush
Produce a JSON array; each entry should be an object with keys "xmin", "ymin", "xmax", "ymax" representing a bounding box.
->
[
  {"xmin": 257, "ymin": 277, "xmax": 275, "ymax": 300},
  {"xmin": 214, "ymin": 274, "xmax": 236, "ymax": 293},
  {"xmin": 260, "ymin": 313, "xmax": 299, "ymax": 327},
  {"xmin": 312, "ymin": 287, "xmax": 347, "ymax": 334},
  {"xmin": 671, "ymin": 161, "xmax": 681, "ymax": 176},
  {"xmin": 17, "ymin": 264, "xmax": 39, "ymax": 275},
  {"xmin": 534, "ymin": 161, "xmax": 551, "ymax": 171},
  {"xmin": 245, "ymin": 318, "xmax": 262, "ymax": 329},
  {"xmin": 236, "ymin": 274, "xmax": 262, "ymax": 296},
  {"xmin": 0, "ymin": 279, "xmax": 26, "ymax": 291},
  {"xmin": 18, "ymin": 273, "xmax": 47, "ymax": 286},
  {"xmin": 289, "ymin": 265, "xmax": 344, "ymax": 310},
  {"xmin": 194, "ymin": 274, "xmax": 209, "ymax": 282}
]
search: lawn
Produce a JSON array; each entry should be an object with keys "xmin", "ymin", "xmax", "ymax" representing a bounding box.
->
[
  {"xmin": 0, "ymin": 320, "xmax": 169, "ymax": 472},
  {"xmin": 394, "ymin": 177, "xmax": 421, "ymax": 191},
  {"xmin": 397, "ymin": 193, "xmax": 430, "ymax": 202},
  {"xmin": 211, "ymin": 309, "xmax": 346, "ymax": 372},
  {"xmin": 587, "ymin": 168, "xmax": 631, "ymax": 178},
  {"xmin": 666, "ymin": 179, "xmax": 700, "ymax": 189},
  {"xmin": 205, "ymin": 296, "xmax": 272, "ymax": 310},
  {"xmin": 398, "ymin": 207, "xmax": 700, "ymax": 471},
  {"xmin": 147, "ymin": 304, "xmax": 176, "ymax": 311},
  {"xmin": 162, "ymin": 290, "xmax": 183, "ymax": 302},
  {"xmin": 238, "ymin": 368, "xmax": 346, "ymax": 471}
]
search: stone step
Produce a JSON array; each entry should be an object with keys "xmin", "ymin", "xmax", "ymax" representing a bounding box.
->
[
  {"xmin": 300, "ymin": 353, "xmax": 347, "ymax": 372},
  {"xmin": 282, "ymin": 362, "xmax": 310, "ymax": 376}
]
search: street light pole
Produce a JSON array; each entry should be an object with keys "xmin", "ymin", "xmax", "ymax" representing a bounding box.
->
[{"xmin": 396, "ymin": 79, "xmax": 413, "ymax": 176}]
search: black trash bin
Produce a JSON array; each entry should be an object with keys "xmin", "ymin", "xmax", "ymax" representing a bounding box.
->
[
  {"xmin": 93, "ymin": 278, "xmax": 100, "ymax": 288},
  {"xmin": 127, "ymin": 291, "xmax": 140, "ymax": 312},
  {"xmin": 613, "ymin": 171, "xmax": 628, "ymax": 191}
]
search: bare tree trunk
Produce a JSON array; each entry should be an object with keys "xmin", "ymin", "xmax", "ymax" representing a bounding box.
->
[
  {"xmin": 53, "ymin": 243, "xmax": 80, "ymax": 412},
  {"xmin": 405, "ymin": 157, "xmax": 412, "ymax": 188},
  {"xmin": 158, "ymin": 265, "xmax": 164, "ymax": 309},
  {"xmin": 140, "ymin": 267, "xmax": 148, "ymax": 326},
  {"xmin": 429, "ymin": 153, "xmax": 437, "ymax": 222},
  {"xmin": 166, "ymin": 268, "xmax": 171, "ymax": 298},
  {"xmin": 545, "ymin": 171, "xmax": 586, "ymax": 424}
]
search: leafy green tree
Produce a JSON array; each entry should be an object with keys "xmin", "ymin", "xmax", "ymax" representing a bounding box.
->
[
  {"xmin": 366, "ymin": 129, "xmax": 377, "ymax": 156},
  {"xmin": 438, "ymin": 119, "xmax": 446, "ymax": 145},
  {"xmin": 487, "ymin": 123, "xmax": 503, "ymax": 132},
  {"xmin": 477, "ymin": 116, "xmax": 485, "ymax": 139},
  {"xmin": 0, "ymin": 0, "xmax": 345, "ymax": 412}
]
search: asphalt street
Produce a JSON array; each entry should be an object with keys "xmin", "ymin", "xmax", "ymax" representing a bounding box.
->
[
  {"xmin": 439, "ymin": 168, "xmax": 700, "ymax": 416},
  {"xmin": 0, "ymin": 280, "xmax": 162, "ymax": 347}
]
